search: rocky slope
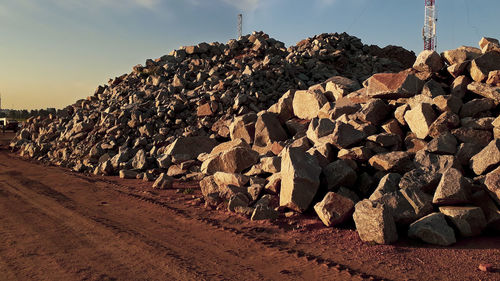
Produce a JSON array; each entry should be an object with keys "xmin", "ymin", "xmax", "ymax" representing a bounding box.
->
[{"xmin": 11, "ymin": 33, "xmax": 500, "ymax": 246}]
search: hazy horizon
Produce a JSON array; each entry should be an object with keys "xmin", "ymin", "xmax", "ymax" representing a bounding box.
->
[{"xmin": 1, "ymin": 0, "xmax": 499, "ymax": 110}]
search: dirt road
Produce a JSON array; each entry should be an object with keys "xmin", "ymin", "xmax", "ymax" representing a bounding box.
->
[{"xmin": 0, "ymin": 132, "xmax": 499, "ymax": 281}]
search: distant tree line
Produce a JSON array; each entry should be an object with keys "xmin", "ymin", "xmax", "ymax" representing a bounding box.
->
[{"xmin": 0, "ymin": 108, "xmax": 58, "ymax": 120}]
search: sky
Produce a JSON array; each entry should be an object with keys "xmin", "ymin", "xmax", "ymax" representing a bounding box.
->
[{"xmin": 0, "ymin": 0, "xmax": 498, "ymax": 110}]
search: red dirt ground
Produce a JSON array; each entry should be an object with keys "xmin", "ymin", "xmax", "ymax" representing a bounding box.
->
[{"xmin": 0, "ymin": 132, "xmax": 499, "ymax": 281}]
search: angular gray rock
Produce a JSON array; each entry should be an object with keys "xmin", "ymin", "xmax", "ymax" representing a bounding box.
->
[
  {"xmin": 322, "ymin": 159, "xmax": 357, "ymax": 190},
  {"xmin": 292, "ymin": 90, "xmax": 328, "ymax": 120},
  {"xmin": 399, "ymin": 167, "xmax": 441, "ymax": 193},
  {"xmin": 131, "ymin": 149, "xmax": 147, "ymax": 170},
  {"xmin": 306, "ymin": 118, "xmax": 336, "ymax": 145},
  {"xmin": 369, "ymin": 173, "xmax": 401, "ymax": 201},
  {"xmin": 251, "ymin": 205, "xmax": 279, "ymax": 221},
  {"xmin": 324, "ymin": 76, "xmax": 361, "ymax": 101},
  {"xmin": 470, "ymin": 139, "xmax": 500, "ymax": 175},
  {"xmin": 469, "ymin": 51, "xmax": 500, "ymax": 82},
  {"xmin": 229, "ymin": 113, "xmax": 257, "ymax": 144},
  {"xmin": 353, "ymin": 199, "xmax": 398, "ymax": 244},
  {"xmin": 432, "ymin": 168, "xmax": 470, "ymax": 205},
  {"xmin": 201, "ymin": 146, "xmax": 259, "ymax": 174},
  {"xmin": 314, "ymin": 192, "xmax": 355, "ymax": 227},
  {"xmin": 358, "ymin": 99, "xmax": 390, "ymax": 125},
  {"xmin": 426, "ymin": 133, "xmax": 457, "ymax": 155},
  {"xmin": 267, "ymin": 90, "xmax": 295, "ymax": 123},
  {"xmin": 166, "ymin": 136, "xmax": 219, "ymax": 162},
  {"xmin": 329, "ymin": 121, "xmax": 366, "ymax": 149},
  {"xmin": 253, "ymin": 112, "xmax": 288, "ymax": 154},
  {"xmin": 228, "ymin": 193, "xmax": 250, "ymax": 212},
  {"xmin": 213, "ymin": 172, "xmax": 249, "ymax": 188},
  {"xmin": 439, "ymin": 206, "xmax": 487, "ymax": 237},
  {"xmin": 408, "ymin": 213, "xmax": 456, "ymax": 246},
  {"xmin": 279, "ymin": 147, "xmax": 321, "ymax": 212},
  {"xmin": 441, "ymin": 46, "xmax": 481, "ymax": 65},
  {"xmin": 413, "ymin": 50, "xmax": 443, "ymax": 73},
  {"xmin": 404, "ymin": 103, "xmax": 436, "ymax": 139},
  {"xmin": 368, "ymin": 151, "xmax": 413, "ymax": 173},
  {"xmin": 479, "ymin": 37, "xmax": 500, "ymax": 53},
  {"xmin": 152, "ymin": 173, "xmax": 174, "ymax": 189},
  {"xmin": 466, "ymin": 82, "xmax": 500, "ymax": 103},
  {"xmin": 119, "ymin": 169, "xmax": 138, "ymax": 179},
  {"xmin": 484, "ymin": 169, "xmax": 500, "ymax": 205}
]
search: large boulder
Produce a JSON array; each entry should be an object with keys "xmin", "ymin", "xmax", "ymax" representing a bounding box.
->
[
  {"xmin": 404, "ymin": 103, "xmax": 436, "ymax": 139},
  {"xmin": 267, "ymin": 90, "xmax": 295, "ymax": 123},
  {"xmin": 131, "ymin": 149, "xmax": 147, "ymax": 170},
  {"xmin": 375, "ymin": 188, "xmax": 432, "ymax": 225},
  {"xmin": 441, "ymin": 46, "xmax": 481, "ymax": 65},
  {"xmin": 428, "ymin": 112, "xmax": 460, "ymax": 138},
  {"xmin": 358, "ymin": 99, "xmax": 390, "ymax": 125},
  {"xmin": 324, "ymin": 76, "xmax": 361, "ymax": 101},
  {"xmin": 460, "ymin": 98, "xmax": 495, "ymax": 118},
  {"xmin": 471, "ymin": 190, "xmax": 500, "ymax": 232},
  {"xmin": 466, "ymin": 82, "xmax": 500, "ymax": 103},
  {"xmin": 201, "ymin": 146, "xmax": 259, "ymax": 174},
  {"xmin": 484, "ymin": 169, "xmax": 500, "ymax": 205},
  {"xmin": 413, "ymin": 50, "xmax": 443, "ymax": 72},
  {"xmin": 329, "ymin": 121, "xmax": 366, "ymax": 149},
  {"xmin": 292, "ymin": 90, "xmax": 328, "ymax": 119},
  {"xmin": 251, "ymin": 205, "xmax": 279, "ymax": 221},
  {"xmin": 439, "ymin": 206, "xmax": 487, "ymax": 237},
  {"xmin": 305, "ymin": 118, "xmax": 336, "ymax": 145},
  {"xmin": 314, "ymin": 192, "xmax": 355, "ymax": 227},
  {"xmin": 365, "ymin": 71, "xmax": 424, "ymax": 99},
  {"xmin": 470, "ymin": 139, "xmax": 500, "ymax": 175},
  {"xmin": 369, "ymin": 173, "xmax": 401, "ymax": 201},
  {"xmin": 479, "ymin": 37, "xmax": 500, "ymax": 53},
  {"xmin": 408, "ymin": 213, "xmax": 456, "ymax": 246},
  {"xmin": 119, "ymin": 169, "xmax": 138, "ymax": 179},
  {"xmin": 399, "ymin": 167, "xmax": 441, "ymax": 193},
  {"xmin": 152, "ymin": 173, "xmax": 174, "ymax": 189},
  {"xmin": 167, "ymin": 136, "xmax": 218, "ymax": 162},
  {"xmin": 229, "ymin": 113, "xmax": 257, "ymax": 144},
  {"xmin": 210, "ymin": 138, "xmax": 250, "ymax": 155},
  {"xmin": 353, "ymin": 199, "xmax": 398, "ymax": 244},
  {"xmin": 432, "ymin": 168, "xmax": 470, "ymax": 205},
  {"xmin": 469, "ymin": 51, "xmax": 500, "ymax": 82},
  {"xmin": 369, "ymin": 151, "xmax": 413, "ymax": 173},
  {"xmin": 279, "ymin": 147, "xmax": 321, "ymax": 212},
  {"xmin": 426, "ymin": 133, "xmax": 457, "ymax": 155},
  {"xmin": 322, "ymin": 159, "xmax": 357, "ymax": 190},
  {"xmin": 213, "ymin": 172, "xmax": 249, "ymax": 188},
  {"xmin": 253, "ymin": 112, "xmax": 288, "ymax": 154}
]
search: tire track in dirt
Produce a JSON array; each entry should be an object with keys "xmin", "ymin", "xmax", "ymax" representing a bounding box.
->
[
  {"xmin": 70, "ymin": 172, "xmax": 387, "ymax": 281},
  {"xmin": 0, "ymin": 160, "xmax": 355, "ymax": 280},
  {"xmin": 0, "ymin": 172, "xmax": 209, "ymax": 281}
]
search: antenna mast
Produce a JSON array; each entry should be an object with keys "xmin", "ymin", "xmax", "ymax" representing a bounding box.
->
[
  {"xmin": 237, "ymin": 14, "xmax": 242, "ymax": 39},
  {"xmin": 423, "ymin": 0, "xmax": 437, "ymax": 51}
]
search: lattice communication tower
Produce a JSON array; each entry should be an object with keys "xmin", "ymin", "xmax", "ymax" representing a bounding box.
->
[
  {"xmin": 238, "ymin": 14, "xmax": 242, "ymax": 39},
  {"xmin": 423, "ymin": 0, "xmax": 437, "ymax": 50}
]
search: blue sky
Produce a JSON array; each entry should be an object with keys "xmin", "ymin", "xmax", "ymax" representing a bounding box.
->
[{"xmin": 0, "ymin": 0, "xmax": 498, "ymax": 110}]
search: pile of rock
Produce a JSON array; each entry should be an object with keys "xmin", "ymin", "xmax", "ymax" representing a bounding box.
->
[
  {"xmin": 11, "ymin": 33, "xmax": 500, "ymax": 246},
  {"xmin": 197, "ymin": 37, "xmax": 500, "ymax": 246},
  {"xmin": 10, "ymin": 31, "xmax": 413, "ymax": 176}
]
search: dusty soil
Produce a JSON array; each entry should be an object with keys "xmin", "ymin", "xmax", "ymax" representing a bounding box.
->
[{"xmin": 0, "ymin": 132, "xmax": 499, "ymax": 281}]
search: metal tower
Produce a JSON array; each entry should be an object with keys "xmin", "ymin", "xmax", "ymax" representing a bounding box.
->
[
  {"xmin": 237, "ymin": 14, "xmax": 242, "ymax": 39},
  {"xmin": 423, "ymin": 0, "xmax": 437, "ymax": 50}
]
